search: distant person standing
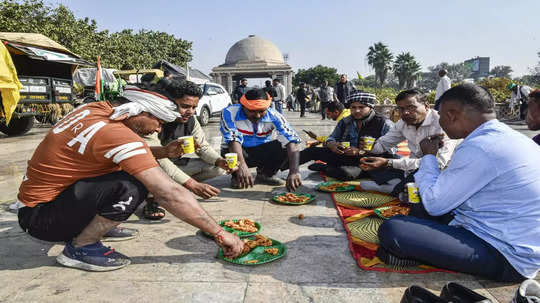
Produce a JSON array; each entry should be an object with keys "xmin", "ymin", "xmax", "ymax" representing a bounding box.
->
[
  {"xmin": 263, "ymin": 79, "xmax": 277, "ymax": 111},
  {"xmin": 296, "ymin": 82, "xmax": 308, "ymax": 117},
  {"xmin": 526, "ymin": 89, "xmax": 540, "ymax": 145},
  {"xmin": 508, "ymin": 83, "xmax": 532, "ymax": 120},
  {"xmin": 272, "ymin": 78, "xmax": 286, "ymax": 114},
  {"xmin": 233, "ymin": 78, "xmax": 249, "ymax": 104},
  {"xmin": 434, "ymin": 69, "xmax": 451, "ymax": 110},
  {"xmin": 335, "ymin": 74, "xmax": 356, "ymax": 104},
  {"xmin": 318, "ymin": 80, "xmax": 337, "ymax": 120}
]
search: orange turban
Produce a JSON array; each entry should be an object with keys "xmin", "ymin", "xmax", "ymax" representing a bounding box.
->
[{"xmin": 240, "ymin": 89, "xmax": 272, "ymax": 110}]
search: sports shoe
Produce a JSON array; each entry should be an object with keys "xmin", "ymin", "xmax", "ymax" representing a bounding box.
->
[
  {"xmin": 440, "ymin": 282, "xmax": 492, "ymax": 303},
  {"xmin": 513, "ymin": 279, "xmax": 540, "ymax": 303},
  {"xmin": 308, "ymin": 163, "xmax": 327, "ymax": 172},
  {"xmin": 56, "ymin": 241, "xmax": 131, "ymax": 272},
  {"xmin": 376, "ymin": 247, "xmax": 420, "ymax": 267},
  {"xmin": 102, "ymin": 226, "xmax": 139, "ymax": 242},
  {"xmin": 254, "ymin": 174, "xmax": 285, "ymax": 186},
  {"xmin": 401, "ymin": 285, "xmax": 446, "ymax": 303}
]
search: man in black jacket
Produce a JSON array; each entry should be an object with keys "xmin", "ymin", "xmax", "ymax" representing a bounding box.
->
[
  {"xmin": 335, "ymin": 74, "xmax": 356, "ymax": 103},
  {"xmin": 298, "ymin": 92, "xmax": 394, "ymax": 180}
]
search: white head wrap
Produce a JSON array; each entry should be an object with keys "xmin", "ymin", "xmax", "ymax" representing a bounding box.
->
[{"xmin": 109, "ymin": 86, "xmax": 180, "ymax": 122}]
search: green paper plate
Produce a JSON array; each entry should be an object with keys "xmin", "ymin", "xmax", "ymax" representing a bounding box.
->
[
  {"xmin": 202, "ymin": 219, "xmax": 261, "ymax": 238},
  {"xmin": 315, "ymin": 181, "xmax": 355, "ymax": 192},
  {"xmin": 374, "ymin": 206, "xmax": 410, "ymax": 220},
  {"xmin": 219, "ymin": 237, "xmax": 286, "ymax": 266},
  {"xmin": 272, "ymin": 193, "xmax": 316, "ymax": 205},
  {"xmin": 373, "ymin": 206, "xmax": 393, "ymax": 220}
]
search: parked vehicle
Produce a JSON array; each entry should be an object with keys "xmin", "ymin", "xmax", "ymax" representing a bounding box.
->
[
  {"xmin": 196, "ymin": 83, "xmax": 231, "ymax": 126},
  {"xmin": 0, "ymin": 32, "xmax": 92, "ymax": 136}
]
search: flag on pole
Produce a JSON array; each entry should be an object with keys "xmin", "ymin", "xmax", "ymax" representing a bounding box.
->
[{"xmin": 95, "ymin": 56, "xmax": 103, "ymax": 100}]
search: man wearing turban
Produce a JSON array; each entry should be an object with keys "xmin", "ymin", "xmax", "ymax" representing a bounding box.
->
[{"xmin": 220, "ymin": 88, "xmax": 302, "ymax": 191}]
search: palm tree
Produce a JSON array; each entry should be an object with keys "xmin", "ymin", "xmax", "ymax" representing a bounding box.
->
[
  {"xmin": 393, "ymin": 52, "xmax": 422, "ymax": 89},
  {"xmin": 366, "ymin": 42, "xmax": 394, "ymax": 86}
]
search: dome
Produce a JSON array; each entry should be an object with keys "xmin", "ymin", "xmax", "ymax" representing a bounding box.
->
[{"xmin": 224, "ymin": 35, "xmax": 284, "ymax": 65}]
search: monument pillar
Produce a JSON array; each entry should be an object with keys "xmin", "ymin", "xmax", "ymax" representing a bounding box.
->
[{"xmin": 226, "ymin": 73, "xmax": 233, "ymax": 94}]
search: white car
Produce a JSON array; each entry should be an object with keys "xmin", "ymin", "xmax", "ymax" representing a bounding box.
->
[{"xmin": 196, "ymin": 83, "xmax": 231, "ymax": 126}]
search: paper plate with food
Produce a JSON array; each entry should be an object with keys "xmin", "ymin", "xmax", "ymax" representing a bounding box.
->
[
  {"xmin": 219, "ymin": 234, "xmax": 286, "ymax": 266},
  {"xmin": 316, "ymin": 181, "xmax": 355, "ymax": 193},
  {"xmin": 373, "ymin": 205, "xmax": 410, "ymax": 220},
  {"xmin": 272, "ymin": 192, "xmax": 316, "ymax": 205},
  {"xmin": 202, "ymin": 218, "xmax": 261, "ymax": 238},
  {"xmin": 219, "ymin": 218, "xmax": 261, "ymax": 237}
]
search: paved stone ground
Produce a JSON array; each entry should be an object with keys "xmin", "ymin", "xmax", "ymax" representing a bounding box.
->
[{"xmin": 0, "ymin": 110, "xmax": 537, "ymax": 302}]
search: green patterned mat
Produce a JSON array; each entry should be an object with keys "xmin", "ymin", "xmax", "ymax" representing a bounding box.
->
[
  {"xmin": 347, "ymin": 217, "xmax": 384, "ymax": 244},
  {"xmin": 334, "ymin": 191, "xmax": 398, "ymax": 209}
]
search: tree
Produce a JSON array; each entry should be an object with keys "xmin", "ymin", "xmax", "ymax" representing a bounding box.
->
[
  {"xmin": 366, "ymin": 42, "xmax": 393, "ymax": 86},
  {"xmin": 417, "ymin": 62, "xmax": 471, "ymax": 90},
  {"xmin": 292, "ymin": 65, "xmax": 340, "ymax": 87},
  {"xmin": 0, "ymin": 0, "xmax": 193, "ymax": 69},
  {"xmin": 393, "ymin": 52, "xmax": 421, "ymax": 89},
  {"xmin": 490, "ymin": 65, "xmax": 513, "ymax": 78}
]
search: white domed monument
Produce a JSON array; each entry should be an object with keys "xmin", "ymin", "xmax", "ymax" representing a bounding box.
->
[{"xmin": 210, "ymin": 35, "xmax": 293, "ymax": 95}]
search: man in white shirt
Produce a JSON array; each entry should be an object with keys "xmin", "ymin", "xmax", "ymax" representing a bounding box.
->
[
  {"xmin": 272, "ymin": 78, "xmax": 286, "ymax": 114},
  {"xmin": 359, "ymin": 89, "xmax": 458, "ymax": 195},
  {"xmin": 434, "ymin": 69, "xmax": 451, "ymax": 110},
  {"xmin": 508, "ymin": 82, "xmax": 532, "ymax": 120}
]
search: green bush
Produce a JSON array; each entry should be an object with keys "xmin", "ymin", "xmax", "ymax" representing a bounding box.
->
[
  {"xmin": 475, "ymin": 77, "xmax": 513, "ymax": 103},
  {"xmin": 356, "ymin": 86, "xmax": 399, "ymax": 104}
]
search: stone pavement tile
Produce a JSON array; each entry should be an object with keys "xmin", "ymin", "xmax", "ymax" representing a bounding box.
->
[
  {"xmin": 6, "ymin": 278, "xmax": 248, "ymax": 303},
  {"xmin": 478, "ymin": 280, "xmax": 520, "ymax": 303},
  {"xmin": 280, "ymin": 282, "xmax": 406, "ymax": 303},
  {"xmin": 243, "ymin": 282, "xmax": 285, "ymax": 303}
]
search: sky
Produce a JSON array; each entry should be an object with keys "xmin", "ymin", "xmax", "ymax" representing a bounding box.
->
[{"xmin": 45, "ymin": 0, "xmax": 539, "ymax": 82}]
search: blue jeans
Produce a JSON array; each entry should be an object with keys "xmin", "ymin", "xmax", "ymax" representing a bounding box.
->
[
  {"xmin": 273, "ymin": 101, "xmax": 283, "ymax": 114},
  {"xmin": 378, "ymin": 204, "xmax": 525, "ymax": 282}
]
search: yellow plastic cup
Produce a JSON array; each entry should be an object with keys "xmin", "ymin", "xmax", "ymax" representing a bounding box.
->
[
  {"xmin": 225, "ymin": 153, "xmax": 238, "ymax": 169},
  {"xmin": 407, "ymin": 182, "xmax": 421, "ymax": 203},
  {"xmin": 179, "ymin": 136, "xmax": 195, "ymax": 154},
  {"xmin": 340, "ymin": 141, "xmax": 350, "ymax": 148},
  {"xmin": 363, "ymin": 136, "xmax": 375, "ymax": 151}
]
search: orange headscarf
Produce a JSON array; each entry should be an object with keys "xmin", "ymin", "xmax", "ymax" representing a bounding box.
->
[{"xmin": 240, "ymin": 92, "xmax": 272, "ymax": 110}]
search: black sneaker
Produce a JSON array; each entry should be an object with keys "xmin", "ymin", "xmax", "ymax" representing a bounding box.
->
[
  {"xmin": 376, "ymin": 247, "xmax": 420, "ymax": 267},
  {"xmin": 56, "ymin": 241, "xmax": 131, "ymax": 272},
  {"xmin": 102, "ymin": 226, "xmax": 139, "ymax": 242},
  {"xmin": 401, "ymin": 285, "xmax": 446, "ymax": 303},
  {"xmin": 308, "ymin": 163, "xmax": 327, "ymax": 172},
  {"xmin": 440, "ymin": 282, "xmax": 492, "ymax": 303},
  {"xmin": 513, "ymin": 279, "xmax": 540, "ymax": 303}
]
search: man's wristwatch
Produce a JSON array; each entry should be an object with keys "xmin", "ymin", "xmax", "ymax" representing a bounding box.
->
[{"xmin": 386, "ymin": 159, "xmax": 393, "ymax": 168}]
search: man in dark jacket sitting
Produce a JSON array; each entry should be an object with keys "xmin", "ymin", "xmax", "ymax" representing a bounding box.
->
[{"xmin": 299, "ymin": 92, "xmax": 394, "ymax": 180}]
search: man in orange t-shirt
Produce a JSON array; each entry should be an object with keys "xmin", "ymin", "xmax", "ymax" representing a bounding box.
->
[{"xmin": 17, "ymin": 83, "xmax": 244, "ymax": 272}]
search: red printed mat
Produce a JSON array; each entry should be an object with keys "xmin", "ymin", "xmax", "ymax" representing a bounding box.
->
[{"xmin": 323, "ymin": 176, "xmax": 453, "ymax": 274}]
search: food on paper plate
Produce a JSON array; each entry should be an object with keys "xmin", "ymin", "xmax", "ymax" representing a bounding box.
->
[
  {"xmin": 318, "ymin": 182, "xmax": 350, "ymax": 191},
  {"xmin": 264, "ymin": 248, "xmax": 279, "ymax": 255},
  {"xmin": 275, "ymin": 193, "xmax": 310, "ymax": 203},
  {"xmin": 223, "ymin": 218, "xmax": 258, "ymax": 233},
  {"xmin": 380, "ymin": 206, "xmax": 410, "ymax": 218},
  {"xmin": 240, "ymin": 234, "xmax": 274, "ymax": 256}
]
